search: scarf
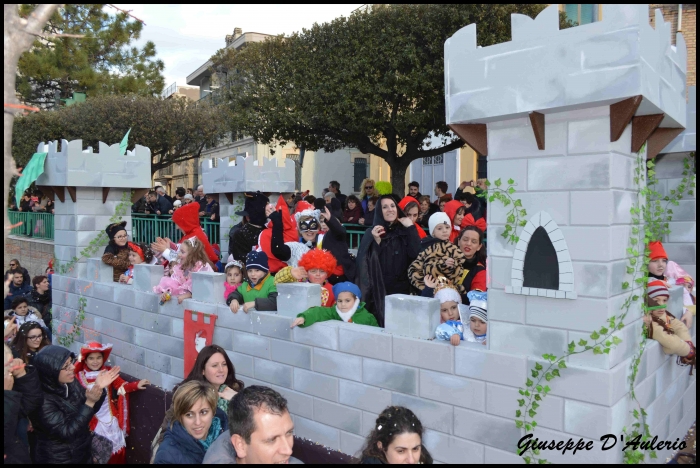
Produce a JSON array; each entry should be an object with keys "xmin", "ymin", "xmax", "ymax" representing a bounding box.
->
[
  {"xmin": 217, "ymin": 384, "xmax": 230, "ymax": 413},
  {"xmin": 224, "ymin": 282, "xmax": 241, "ymax": 300},
  {"xmin": 199, "ymin": 416, "xmax": 223, "ymax": 451},
  {"xmin": 336, "ymin": 298, "xmax": 361, "ymax": 323}
]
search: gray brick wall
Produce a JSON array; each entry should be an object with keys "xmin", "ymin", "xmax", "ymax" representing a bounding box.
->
[{"xmin": 51, "ymin": 267, "xmax": 695, "ymax": 464}]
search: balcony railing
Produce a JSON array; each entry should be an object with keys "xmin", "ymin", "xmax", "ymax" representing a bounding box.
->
[
  {"xmin": 7, "ymin": 211, "xmax": 54, "ymax": 240},
  {"xmin": 132, "ymin": 213, "xmax": 220, "ymax": 247}
]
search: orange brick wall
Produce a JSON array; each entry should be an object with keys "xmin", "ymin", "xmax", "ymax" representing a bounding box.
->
[{"xmin": 650, "ymin": 4, "xmax": 696, "ymax": 89}]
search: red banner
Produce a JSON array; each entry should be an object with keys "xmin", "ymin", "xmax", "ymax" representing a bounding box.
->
[{"xmin": 183, "ymin": 310, "xmax": 218, "ymax": 377}]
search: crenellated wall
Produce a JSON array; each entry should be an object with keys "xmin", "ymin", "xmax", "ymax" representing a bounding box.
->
[{"xmin": 51, "ymin": 262, "xmax": 695, "ymax": 463}]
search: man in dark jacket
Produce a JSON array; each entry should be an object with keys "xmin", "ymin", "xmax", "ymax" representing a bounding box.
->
[
  {"xmin": 201, "ymin": 194, "xmax": 220, "ymax": 222},
  {"xmin": 145, "ymin": 190, "xmax": 173, "ymax": 215},
  {"xmin": 4, "ymin": 270, "xmax": 32, "ymax": 310},
  {"xmin": 408, "ymin": 181, "xmax": 422, "ymax": 200},
  {"xmin": 5, "ymin": 260, "xmax": 30, "ymax": 286},
  {"xmin": 4, "ymin": 352, "xmax": 43, "ymax": 464},
  {"xmin": 131, "ymin": 193, "xmax": 148, "ymax": 213},
  {"xmin": 31, "ymin": 345, "xmax": 113, "ymax": 465},
  {"xmin": 156, "ymin": 186, "xmax": 173, "ymax": 205},
  {"xmin": 328, "ymin": 181, "xmax": 347, "ymax": 207}
]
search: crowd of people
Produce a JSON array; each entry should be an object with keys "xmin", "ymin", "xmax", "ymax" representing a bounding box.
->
[{"xmin": 4, "ymin": 177, "xmax": 696, "ymax": 464}]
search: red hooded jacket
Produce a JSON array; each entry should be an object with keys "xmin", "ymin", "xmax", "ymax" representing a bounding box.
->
[
  {"xmin": 444, "ymin": 200, "xmax": 466, "ymax": 243},
  {"xmin": 259, "ymin": 196, "xmax": 299, "ymax": 273},
  {"xmin": 398, "ymin": 196, "xmax": 427, "ymax": 239},
  {"xmin": 172, "ymin": 202, "xmax": 219, "ymax": 266}
]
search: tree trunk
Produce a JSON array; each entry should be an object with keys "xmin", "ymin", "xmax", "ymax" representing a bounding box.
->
[
  {"xmin": 389, "ymin": 159, "xmax": 411, "ymax": 198},
  {"xmin": 4, "ymin": 4, "xmax": 58, "ymax": 298}
]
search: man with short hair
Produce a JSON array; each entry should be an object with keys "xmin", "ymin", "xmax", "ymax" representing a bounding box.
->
[
  {"xmin": 175, "ymin": 187, "xmax": 186, "ymax": 201},
  {"xmin": 145, "ymin": 190, "xmax": 172, "ymax": 215},
  {"xmin": 155, "ymin": 186, "xmax": 173, "ymax": 205},
  {"xmin": 4, "ymin": 270, "xmax": 32, "ymax": 310},
  {"xmin": 328, "ymin": 180, "xmax": 346, "ymax": 207},
  {"xmin": 434, "ymin": 181, "xmax": 448, "ymax": 205},
  {"xmin": 203, "ymin": 386, "xmax": 301, "ymax": 464},
  {"xmin": 408, "ymin": 181, "xmax": 422, "ymax": 200}
]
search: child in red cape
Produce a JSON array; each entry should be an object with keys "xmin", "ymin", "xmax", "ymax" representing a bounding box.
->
[
  {"xmin": 75, "ymin": 342, "xmax": 149, "ymax": 464},
  {"xmin": 258, "ymin": 196, "xmax": 299, "ymax": 274},
  {"xmin": 151, "ymin": 201, "xmax": 219, "ymax": 270}
]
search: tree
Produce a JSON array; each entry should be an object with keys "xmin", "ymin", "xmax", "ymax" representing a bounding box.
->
[
  {"xmin": 213, "ymin": 4, "xmax": 548, "ymax": 197},
  {"xmin": 12, "ymin": 94, "xmax": 231, "ymax": 175},
  {"xmin": 16, "ymin": 4, "xmax": 165, "ymax": 108}
]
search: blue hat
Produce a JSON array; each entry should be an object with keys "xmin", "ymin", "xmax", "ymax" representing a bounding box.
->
[
  {"xmin": 332, "ymin": 282, "xmax": 361, "ymax": 300},
  {"xmin": 245, "ymin": 250, "xmax": 269, "ymax": 272}
]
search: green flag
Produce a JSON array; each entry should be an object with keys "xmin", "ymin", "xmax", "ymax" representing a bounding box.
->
[
  {"xmin": 120, "ymin": 128, "xmax": 131, "ymax": 155},
  {"xmin": 15, "ymin": 152, "xmax": 48, "ymax": 207}
]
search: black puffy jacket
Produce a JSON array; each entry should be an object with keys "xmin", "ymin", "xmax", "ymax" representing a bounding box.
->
[
  {"xmin": 30, "ymin": 345, "xmax": 105, "ymax": 464},
  {"xmin": 4, "ymin": 366, "xmax": 43, "ymax": 464}
]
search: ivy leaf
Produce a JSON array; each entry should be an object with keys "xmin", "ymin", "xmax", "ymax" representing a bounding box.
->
[
  {"xmin": 531, "ymin": 369, "xmax": 539, "ymax": 378},
  {"xmin": 485, "ymin": 179, "xmax": 491, "ymax": 187},
  {"xmin": 515, "ymin": 420, "xmax": 524, "ymax": 428},
  {"xmin": 568, "ymin": 341, "xmax": 575, "ymax": 353},
  {"xmin": 532, "ymin": 402, "xmax": 540, "ymax": 410},
  {"xmin": 590, "ymin": 331, "xmax": 600, "ymax": 340},
  {"xmin": 526, "ymin": 378, "xmax": 534, "ymax": 387},
  {"xmin": 578, "ymin": 339, "xmax": 587, "ymax": 346},
  {"xmin": 593, "ymin": 346, "xmax": 602, "ymax": 355},
  {"xmin": 514, "ymin": 199, "xmax": 522, "ymax": 207},
  {"xmin": 528, "ymin": 409, "xmax": 537, "ymax": 418},
  {"xmin": 495, "ymin": 178, "xmax": 502, "ymax": 187},
  {"xmin": 543, "ymin": 385, "xmax": 551, "ymax": 394},
  {"xmin": 535, "ymin": 362, "xmax": 543, "ymax": 371},
  {"xmin": 603, "ymin": 348, "xmax": 611, "ymax": 354},
  {"xmin": 516, "ymin": 409, "xmax": 522, "ymax": 417},
  {"xmin": 544, "ymin": 372, "xmax": 553, "ymax": 381},
  {"xmin": 622, "ymin": 281, "xmax": 630, "ymax": 289},
  {"xmin": 558, "ymin": 360, "xmax": 567, "ymax": 369},
  {"xmin": 534, "ymin": 394, "xmax": 542, "ymax": 401},
  {"xmin": 599, "ymin": 326, "xmax": 608, "ymax": 335},
  {"xmin": 519, "ymin": 220, "xmax": 527, "ymax": 227},
  {"xmin": 520, "ymin": 209, "xmax": 527, "ymax": 217},
  {"xmin": 508, "ymin": 178, "xmax": 515, "ymax": 185},
  {"xmin": 519, "ymin": 389, "xmax": 525, "ymax": 396},
  {"xmin": 508, "ymin": 186, "xmax": 515, "ymax": 195},
  {"xmin": 612, "ymin": 336, "xmax": 623, "ymax": 345},
  {"xmin": 518, "ymin": 399, "xmax": 525, "ymax": 407}
]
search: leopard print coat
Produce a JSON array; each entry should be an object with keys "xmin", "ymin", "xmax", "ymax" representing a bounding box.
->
[{"xmin": 408, "ymin": 240, "xmax": 466, "ymax": 293}]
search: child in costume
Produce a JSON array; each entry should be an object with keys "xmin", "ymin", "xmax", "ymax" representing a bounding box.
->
[
  {"xmin": 75, "ymin": 342, "xmax": 149, "ymax": 464},
  {"xmin": 443, "ymin": 200, "xmax": 467, "ymax": 243},
  {"xmin": 150, "ymin": 201, "xmax": 220, "ymax": 270},
  {"xmin": 153, "ymin": 237, "xmax": 214, "ymax": 304},
  {"xmin": 410, "ymin": 212, "xmax": 466, "ymax": 295},
  {"xmin": 102, "ymin": 221, "xmax": 131, "ymax": 282},
  {"xmin": 432, "ymin": 278, "xmax": 464, "ymax": 346},
  {"xmin": 275, "ymin": 249, "xmax": 338, "ymax": 307},
  {"xmin": 644, "ymin": 279, "xmax": 695, "ymax": 369},
  {"xmin": 226, "ymin": 251, "xmax": 278, "ymax": 313},
  {"xmin": 119, "ymin": 242, "xmax": 157, "ymax": 285},
  {"xmin": 223, "ymin": 255, "xmax": 245, "ymax": 301},
  {"xmin": 647, "ymin": 241, "xmax": 694, "ymax": 328},
  {"xmin": 290, "ymin": 281, "xmax": 378, "ymax": 328},
  {"xmin": 464, "ymin": 291, "xmax": 488, "ymax": 345}
]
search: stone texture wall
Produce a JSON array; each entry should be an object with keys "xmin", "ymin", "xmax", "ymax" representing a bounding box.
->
[
  {"xmin": 650, "ymin": 4, "xmax": 696, "ymax": 88},
  {"xmin": 4, "ymin": 237, "xmax": 54, "ymax": 279},
  {"xmin": 51, "ymin": 263, "xmax": 695, "ymax": 463}
]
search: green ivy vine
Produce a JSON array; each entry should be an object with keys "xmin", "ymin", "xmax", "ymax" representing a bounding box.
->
[
  {"xmin": 53, "ymin": 189, "xmax": 133, "ymax": 347},
  {"xmin": 494, "ymin": 146, "xmax": 696, "ymax": 464}
]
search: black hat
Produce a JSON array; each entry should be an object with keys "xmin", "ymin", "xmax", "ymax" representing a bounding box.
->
[
  {"xmin": 244, "ymin": 191, "xmax": 270, "ymax": 226},
  {"xmin": 245, "ymin": 250, "xmax": 269, "ymax": 272},
  {"xmin": 105, "ymin": 221, "xmax": 127, "ymax": 240}
]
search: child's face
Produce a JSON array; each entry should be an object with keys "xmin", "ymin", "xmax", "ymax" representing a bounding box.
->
[
  {"xmin": 86, "ymin": 352, "xmax": 104, "ymax": 371},
  {"xmin": 348, "ymin": 200, "xmax": 356, "ymax": 210},
  {"xmin": 453, "ymin": 209, "xmax": 465, "ymax": 227},
  {"xmin": 440, "ymin": 301, "xmax": 459, "ymax": 323},
  {"xmin": 651, "ymin": 296, "xmax": 668, "ymax": 318},
  {"xmin": 247, "ymin": 268, "xmax": 267, "ymax": 285},
  {"xmin": 14, "ymin": 302, "xmax": 28, "ymax": 316},
  {"xmin": 470, "ymin": 316, "xmax": 487, "ymax": 336},
  {"xmin": 433, "ymin": 223, "xmax": 451, "ymax": 241},
  {"xmin": 648, "ymin": 258, "xmax": 667, "ymax": 276},
  {"xmin": 178, "ymin": 243, "xmax": 190, "ymax": 261},
  {"xmin": 308, "ymin": 268, "xmax": 328, "ymax": 284},
  {"xmin": 367, "ymin": 201, "xmax": 375, "ymax": 212},
  {"xmin": 336, "ymin": 292, "xmax": 356, "ymax": 313},
  {"xmin": 226, "ymin": 267, "xmax": 242, "ymax": 285},
  {"xmin": 128, "ymin": 250, "xmax": 144, "ymax": 265}
]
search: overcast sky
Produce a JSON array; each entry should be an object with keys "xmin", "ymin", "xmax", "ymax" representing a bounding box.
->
[{"xmin": 112, "ymin": 4, "xmax": 364, "ymax": 89}]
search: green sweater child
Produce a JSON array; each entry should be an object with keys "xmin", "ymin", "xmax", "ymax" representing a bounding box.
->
[
  {"xmin": 290, "ymin": 282, "xmax": 378, "ymax": 328},
  {"xmin": 226, "ymin": 251, "xmax": 277, "ymax": 313}
]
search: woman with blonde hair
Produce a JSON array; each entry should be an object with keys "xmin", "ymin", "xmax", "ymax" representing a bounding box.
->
[
  {"xmin": 153, "ymin": 380, "xmax": 228, "ymax": 464},
  {"xmin": 359, "ymin": 178, "xmax": 377, "ymax": 215}
]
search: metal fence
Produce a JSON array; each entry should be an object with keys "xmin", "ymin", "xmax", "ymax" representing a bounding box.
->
[
  {"xmin": 7, "ymin": 211, "xmax": 54, "ymax": 240},
  {"xmin": 131, "ymin": 214, "xmax": 220, "ymax": 246},
  {"xmin": 5, "ymin": 210, "xmax": 363, "ymax": 254}
]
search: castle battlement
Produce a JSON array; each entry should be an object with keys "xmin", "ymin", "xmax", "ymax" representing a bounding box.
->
[
  {"xmin": 201, "ymin": 154, "xmax": 296, "ymax": 194},
  {"xmin": 445, "ymin": 5, "xmax": 687, "ymax": 128},
  {"xmin": 35, "ymin": 139, "xmax": 152, "ymax": 188}
]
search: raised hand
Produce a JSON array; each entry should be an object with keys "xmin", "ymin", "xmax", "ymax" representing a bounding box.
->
[
  {"xmin": 85, "ymin": 384, "xmax": 103, "ymax": 404},
  {"xmin": 291, "ymin": 267, "xmax": 308, "ymax": 281},
  {"xmin": 218, "ymin": 385, "xmax": 237, "ymax": 401},
  {"xmin": 321, "ymin": 207, "xmax": 331, "ymax": 221},
  {"xmin": 290, "ymin": 317, "xmax": 305, "ymax": 328},
  {"xmin": 265, "ymin": 203, "xmax": 275, "ymax": 217},
  {"xmin": 151, "ymin": 237, "xmax": 170, "ymax": 253},
  {"xmin": 398, "ymin": 217, "xmax": 413, "ymax": 228},
  {"xmin": 371, "ymin": 225, "xmax": 385, "ymax": 244},
  {"xmin": 95, "ymin": 366, "xmax": 121, "ymax": 389}
]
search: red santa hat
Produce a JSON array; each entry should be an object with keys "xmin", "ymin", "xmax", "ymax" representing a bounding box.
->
[
  {"xmin": 648, "ymin": 241, "xmax": 668, "ymax": 261},
  {"xmin": 79, "ymin": 341, "xmax": 113, "ymax": 363}
]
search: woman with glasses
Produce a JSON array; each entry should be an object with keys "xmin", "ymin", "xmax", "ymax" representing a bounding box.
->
[
  {"xmin": 359, "ymin": 178, "xmax": 377, "ymax": 215},
  {"xmin": 101, "ymin": 221, "xmax": 131, "ymax": 282},
  {"xmin": 31, "ymin": 345, "xmax": 120, "ymax": 464},
  {"xmin": 11, "ymin": 322, "xmax": 51, "ymax": 364}
]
